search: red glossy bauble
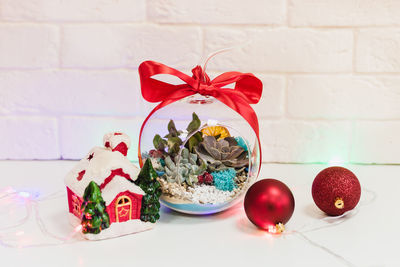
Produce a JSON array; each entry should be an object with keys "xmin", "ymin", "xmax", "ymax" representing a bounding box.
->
[
  {"xmin": 244, "ymin": 179, "xmax": 295, "ymax": 230},
  {"xmin": 312, "ymin": 166, "xmax": 361, "ymax": 216}
]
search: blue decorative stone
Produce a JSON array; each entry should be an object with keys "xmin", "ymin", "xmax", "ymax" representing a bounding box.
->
[
  {"xmin": 212, "ymin": 168, "xmax": 237, "ymax": 191},
  {"xmin": 156, "ymin": 171, "xmax": 165, "ymax": 177}
]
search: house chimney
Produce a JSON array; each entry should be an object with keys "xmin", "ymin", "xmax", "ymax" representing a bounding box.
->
[{"xmin": 103, "ymin": 132, "xmax": 131, "ymax": 156}]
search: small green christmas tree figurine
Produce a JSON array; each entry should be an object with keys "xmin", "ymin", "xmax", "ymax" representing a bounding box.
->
[
  {"xmin": 81, "ymin": 181, "xmax": 110, "ymax": 234},
  {"xmin": 135, "ymin": 159, "xmax": 162, "ymax": 223}
]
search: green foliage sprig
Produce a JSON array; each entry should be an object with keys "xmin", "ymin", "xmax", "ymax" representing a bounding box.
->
[{"xmin": 152, "ymin": 112, "xmax": 203, "ymax": 157}]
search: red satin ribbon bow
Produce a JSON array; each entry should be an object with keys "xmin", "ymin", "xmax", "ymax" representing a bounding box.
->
[{"xmin": 138, "ymin": 60, "xmax": 263, "ymax": 168}]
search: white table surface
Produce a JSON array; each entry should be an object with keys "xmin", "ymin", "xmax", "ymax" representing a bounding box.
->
[{"xmin": 0, "ymin": 161, "xmax": 399, "ymax": 267}]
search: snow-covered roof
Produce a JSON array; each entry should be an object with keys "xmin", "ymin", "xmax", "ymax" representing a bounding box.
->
[
  {"xmin": 101, "ymin": 176, "xmax": 145, "ymax": 204},
  {"xmin": 65, "ymin": 133, "xmax": 141, "ymax": 198}
]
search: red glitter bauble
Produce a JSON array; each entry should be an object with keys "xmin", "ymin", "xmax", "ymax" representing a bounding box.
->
[
  {"xmin": 244, "ymin": 179, "xmax": 295, "ymax": 230},
  {"xmin": 312, "ymin": 166, "xmax": 361, "ymax": 216}
]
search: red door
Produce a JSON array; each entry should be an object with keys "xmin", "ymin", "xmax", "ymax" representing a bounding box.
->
[{"xmin": 115, "ymin": 196, "xmax": 132, "ymax": 222}]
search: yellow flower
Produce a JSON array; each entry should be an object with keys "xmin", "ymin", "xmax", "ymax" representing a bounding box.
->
[{"xmin": 201, "ymin": 126, "xmax": 230, "ymax": 140}]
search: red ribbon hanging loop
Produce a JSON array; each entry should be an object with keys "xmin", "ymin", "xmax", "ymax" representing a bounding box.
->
[{"xmin": 138, "ymin": 60, "xmax": 263, "ymax": 170}]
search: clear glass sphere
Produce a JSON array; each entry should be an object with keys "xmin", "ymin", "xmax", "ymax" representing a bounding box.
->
[{"xmin": 139, "ymin": 94, "xmax": 260, "ymax": 215}]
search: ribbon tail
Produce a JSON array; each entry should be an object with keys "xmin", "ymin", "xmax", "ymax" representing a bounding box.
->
[
  {"xmin": 212, "ymin": 92, "xmax": 262, "ymax": 175},
  {"xmin": 212, "ymin": 72, "xmax": 263, "ymax": 104}
]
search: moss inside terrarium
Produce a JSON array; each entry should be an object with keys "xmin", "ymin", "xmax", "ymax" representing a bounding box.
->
[{"xmin": 141, "ymin": 112, "xmax": 250, "ymax": 205}]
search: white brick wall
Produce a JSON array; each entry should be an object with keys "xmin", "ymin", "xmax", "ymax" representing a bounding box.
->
[
  {"xmin": 0, "ymin": 0, "xmax": 399, "ymax": 164},
  {"xmin": 61, "ymin": 25, "xmax": 202, "ymax": 68},
  {"xmin": 0, "ymin": 116, "xmax": 59, "ymax": 159},
  {"xmin": 356, "ymin": 29, "xmax": 400, "ymax": 73},
  {"xmin": 0, "ymin": 0, "xmax": 146, "ymax": 22},
  {"xmin": 204, "ymin": 28, "xmax": 353, "ymax": 72},
  {"xmin": 260, "ymin": 121, "xmax": 352, "ymax": 163},
  {"xmin": 289, "ymin": 0, "xmax": 400, "ymax": 27},
  {"xmin": 147, "ymin": 0, "xmax": 285, "ymax": 25},
  {"xmin": 287, "ymin": 75, "xmax": 400, "ymax": 119},
  {"xmin": 0, "ymin": 24, "xmax": 59, "ymax": 68}
]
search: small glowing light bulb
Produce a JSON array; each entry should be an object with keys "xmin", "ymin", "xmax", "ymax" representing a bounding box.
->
[
  {"xmin": 267, "ymin": 225, "xmax": 276, "ymax": 234},
  {"xmin": 267, "ymin": 223, "xmax": 285, "ymax": 234}
]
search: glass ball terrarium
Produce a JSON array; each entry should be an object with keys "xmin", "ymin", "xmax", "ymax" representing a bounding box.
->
[{"xmin": 139, "ymin": 95, "xmax": 261, "ymax": 214}]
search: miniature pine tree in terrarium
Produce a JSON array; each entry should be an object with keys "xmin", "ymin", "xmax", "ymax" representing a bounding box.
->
[
  {"xmin": 81, "ymin": 181, "xmax": 110, "ymax": 234},
  {"xmin": 135, "ymin": 159, "xmax": 162, "ymax": 223}
]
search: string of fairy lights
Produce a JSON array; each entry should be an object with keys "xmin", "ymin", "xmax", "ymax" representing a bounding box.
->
[
  {"xmin": 0, "ymin": 185, "xmax": 376, "ymax": 266},
  {"xmin": 283, "ymin": 187, "xmax": 377, "ymax": 267},
  {"xmin": 0, "ymin": 187, "xmax": 82, "ymax": 248}
]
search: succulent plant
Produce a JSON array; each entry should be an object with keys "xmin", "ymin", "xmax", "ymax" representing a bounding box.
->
[
  {"xmin": 163, "ymin": 148, "xmax": 206, "ymax": 186},
  {"xmin": 152, "ymin": 112, "xmax": 202, "ymax": 157},
  {"xmin": 194, "ymin": 136, "xmax": 248, "ymax": 171},
  {"xmin": 234, "ymin": 136, "xmax": 248, "ymax": 152}
]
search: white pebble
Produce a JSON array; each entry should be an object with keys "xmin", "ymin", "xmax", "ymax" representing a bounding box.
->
[{"xmin": 188, "ymin": 184, "xmax": 236, "ymax": 204}]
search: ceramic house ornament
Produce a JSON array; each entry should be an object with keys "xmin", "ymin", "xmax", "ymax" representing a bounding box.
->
[{"xmin": 65, "ymin": 132, "xmax": 161, "ymax": 240}]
